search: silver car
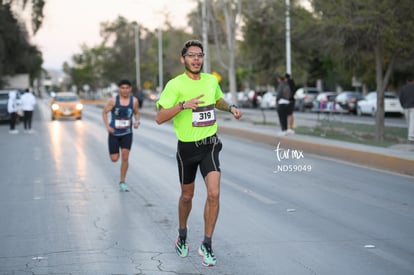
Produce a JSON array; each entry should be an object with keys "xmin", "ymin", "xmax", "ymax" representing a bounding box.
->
[{"xmin": 294, "ymin": 87, "xmax": 320, "ymax": 111}]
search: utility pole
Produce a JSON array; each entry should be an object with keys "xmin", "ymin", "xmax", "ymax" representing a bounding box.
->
[
  {"xmin": 134, "ymin": 24, "xmax": 141, "ymax": 89},
  {"xmin": 158, "ymin": 28, "xmax": 163, "ymax": 91},
  {"xmin": 202, "ymin": 0, "xmax": 210, "ymax": 73},
  {"xmin": 285, "ymin": 0, "xmax": 292, "ymax": 75}
]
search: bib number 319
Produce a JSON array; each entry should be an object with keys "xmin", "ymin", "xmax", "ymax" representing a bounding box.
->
[{"xmin": 192, "ymin": 104, "xmax": 216, "ymax": 127}]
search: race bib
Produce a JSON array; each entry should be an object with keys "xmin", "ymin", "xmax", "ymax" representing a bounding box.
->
[
  {"xmin": 115, "ymin": 118, "xmax": 131, "ymax": 129},
  {"xmin": 192, "ymin": 104, "xmax": 216, "ymax": 127}
]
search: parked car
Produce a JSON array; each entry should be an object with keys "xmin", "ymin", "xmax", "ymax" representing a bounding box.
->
[
  {"xmin": 335, "ymin": 91, "xmax": 364, "ymax": 114},
  {"xmin": 0, "ymin": 90, "xmax": 11, "ymax": 121},
  {"xmin": 50, "ymin": 92, "xmax": 83, "ymax": 120},
  {"xmin": 294, "ymin": 87, "xmax": 320, "ymax": 111},
  {"xmin": 260, "ymin": 91, "xmax": 277, "ymax": 109},
  {"xmin": 313, "ymin": 92, "xmax": 337, "ymax": 111},
  {"xmin": 237, "ymin": 90, "xmax": 257, "ymax": 108},
  {"xmin": 356, "ymin": 91, "xmax": 404, "ymax": 117},
  {"xmin": 0, "ymin": 89, "xmax": 22, "ymax": 122}
]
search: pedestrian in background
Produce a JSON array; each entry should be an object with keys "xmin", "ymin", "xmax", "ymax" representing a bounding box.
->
[
  {"xmin": 102, "ymin": 79, "xmax": 140, "ymax": 192},
  {"xmin": 285, "ymin": 73, "xmax": 296, "ymax": 134},
  {"xmin": 20, "ymin": 88, "xmax": 36, "ymax": 133},
  {"xmin": 276, "ymin": 75, "xmax": 291, "ymax": 135},
  {"xmin": 399, "ymin": 76, "xmax": 414, "ymax": 143},
  {"xmin": 7, "ymin": 90, "xmax": 19, "ymax": 134},
  {"xmin": 156, "ymin": 39, "xmax": 242, "ymax": 267}
]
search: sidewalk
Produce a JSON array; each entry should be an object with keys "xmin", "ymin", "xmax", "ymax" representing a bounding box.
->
[{"xmin": 139, "ymin": 105, "xmax": 414, "ymax": 177}]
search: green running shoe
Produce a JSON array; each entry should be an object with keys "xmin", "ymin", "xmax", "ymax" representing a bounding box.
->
[
  {"xmin": 119, "ymin": 182, "xmax": 129, "ymax": 192},
  {"xmin": 198, "ymin": 243, "xmax": 216, "ymax": 267},
  {"xmin": 175, "ymin": 236, "xmax": 189, "ymax": 257}
]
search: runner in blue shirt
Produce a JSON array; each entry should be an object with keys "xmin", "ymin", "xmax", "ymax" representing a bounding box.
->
[{"xmin": 102, "ymin": 79, "xmax": 140, "ymax": 191}]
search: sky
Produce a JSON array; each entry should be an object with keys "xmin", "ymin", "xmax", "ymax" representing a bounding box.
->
[{"xmin": 27, "ymin": 0, "xmax": 197, "ymax": 70}]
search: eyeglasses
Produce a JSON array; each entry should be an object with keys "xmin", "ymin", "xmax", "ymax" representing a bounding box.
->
[{"xmin": 184, "ymin": 52, "xmax": 205, "ymax": 58}]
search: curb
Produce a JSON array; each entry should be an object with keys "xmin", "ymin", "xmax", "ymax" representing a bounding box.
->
[
  {"xmin": 141, "ymin": 108, "xmax": 414, "ymax": 177},
  {"xmin": 218, "ymin": 126, "xmax": 414, "ymax": 177}
]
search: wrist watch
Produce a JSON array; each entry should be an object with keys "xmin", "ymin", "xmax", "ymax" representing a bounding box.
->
[{"xmin": 228, "ymin": 104, "xmax": 238, "ymax": 113}]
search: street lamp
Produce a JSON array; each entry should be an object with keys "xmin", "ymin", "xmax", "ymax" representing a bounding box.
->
[
  {"xmin": 134, "ymin": 24, "xmax": 141, "ymax": 89},
  {"xmin": 158, "ymin": 27, "xmax": 163, "ymax": 91},
  {"xmin": 202, "ymin": 0, "xmax": 210, "ymax": 73},
  {"xmin": 285, "ymin": 0, "xmax": 292, "ymax": 75}
]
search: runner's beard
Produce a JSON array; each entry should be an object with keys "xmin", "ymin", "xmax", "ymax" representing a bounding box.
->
[{"xmin": 185, "ymin": 62, "xmax": 203, "ymax": 74}]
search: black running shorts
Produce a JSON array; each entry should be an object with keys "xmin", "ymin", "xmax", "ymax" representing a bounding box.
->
[
  {"xmin": 108, "ymin": 133, "xmax": 133, "ymax": 155},
  {"xmin": 176, "ymin": 134, "xmax": 223, "ymax": 184}
]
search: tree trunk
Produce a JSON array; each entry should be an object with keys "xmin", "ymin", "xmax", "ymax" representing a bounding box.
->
[
  {"xmin": 220, "ymin": 0, "xmax": 240, "ymax": 105},
  {"xmin": 373, "ymin": 44, "xmax": 396, "ymax": 141},
  {"xmin": 374, "ymin": 45, "xmax": 385, "ymax": 141}
]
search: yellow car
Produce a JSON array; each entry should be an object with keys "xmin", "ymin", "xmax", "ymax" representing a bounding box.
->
[{"xmin": 50, "ymin": 92, "xmax": 83, "ymax": 120}]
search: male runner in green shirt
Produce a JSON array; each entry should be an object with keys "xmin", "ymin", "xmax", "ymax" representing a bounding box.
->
[{"xmin": 156, "ymin": 40, "xmax": 242, "ymax": 267}]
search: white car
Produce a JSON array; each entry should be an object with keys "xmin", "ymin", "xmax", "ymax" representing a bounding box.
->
[
  {"xmin": 294, "ymin": 87, "xmax": 320, "ymax": 111},
  {"xmin": 260, "ymin": 91, "xmax": 276, "ymax": 109},
  {"xmin": 356, "ymin": 91, "xmax": 404, "ymax": 116}
]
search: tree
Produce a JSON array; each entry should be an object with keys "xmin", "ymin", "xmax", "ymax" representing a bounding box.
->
[
  {"xmin": 217, "ymin": 0, "xmax": 241, "ymax": 103},
  {"xmin": 189, "ymin": 0, "xmax": 242, "ymax": 103},
  {"xmin": 312, "ymin": 0, "xmax": 414, "ymax": 140},
  {"xmin": 69, "ymin": 44, "xmax": 110, "ymax": 92},
  {"xmin": 99, "ymin": 16, "xmax": 137, "ymax": 85},
  {"xmin": 67, "ymin": 16, "xmax": 192, "ymax": 93},
  {"xmin": 0, "ymin": 0, "xmax": 45, "ymax": 87},
  {"xmin": 1, "ymin": 0, "xmax": 45, "ymax": 34},
  {"xmin": 240, "ymin": 0, "xmax": 287, "ymax": 86},
  {"xmin": 240, "ymin": 0, "xmax": 334, "ymax": 89}
]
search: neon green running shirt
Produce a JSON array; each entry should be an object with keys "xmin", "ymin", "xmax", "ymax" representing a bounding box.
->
[{"xmin": 157, "ymin": 72, "xmax": 223, "ymax": 142}]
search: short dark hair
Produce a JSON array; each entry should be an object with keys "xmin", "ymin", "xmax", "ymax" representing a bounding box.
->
[
  {"xmin": 118, "ymin": 79, "xmax": 132, "ymax": 87},
  {"xmin": 181, "ymin": 40, "xmax": 203, "ymax": 56},
  {"xmin": 285, "ymin": 73, "xmax": 291, "ymax": 79}
]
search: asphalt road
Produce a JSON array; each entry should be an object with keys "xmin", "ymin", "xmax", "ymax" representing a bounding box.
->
[{"xmin": 0, "ymin": 101, "xmax": 413, "ymax": 275}]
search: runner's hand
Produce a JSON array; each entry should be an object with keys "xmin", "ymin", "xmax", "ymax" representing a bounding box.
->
[
  {"xmin": 184, "ymin": 94, "xmax": 205, "ymax": 110},
  {"xmin": 107, "ymin": 126, "xmax": 114, "ymax": 134},
  {"xmin": 231, "ymin": 107, "xmax": 243, "ymax": 120}
]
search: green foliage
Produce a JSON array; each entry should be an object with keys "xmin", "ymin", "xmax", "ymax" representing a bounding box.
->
[
  {"xmin": 70, "ymin": 45, "xmax": 108, "ymax": 89},
  {"xmin": 239, "ymin": 0, "xmax": 342, "ymax": 88},
  {"xmin": 100, "ymin": 17, "xmax": 137, "ymax": 84},
  {"xmin": 311, "ymin": 0, "xmax": 414, "ymax": 140},
  {"xmin": 67, "ymin": 16, "xmax": 194, "ymax": 92},
  {"xmin": 44, "ymin": 0, "xmax": 414, "ymax": 103},
  {"xmin": 1, "ymin": 0, "xmax": 45, "ymax": 34},
  {"xmin": 311, "ymin": 0, "xmax": 414, "ymax": 87},
  {"xmin": 0, "ymin": 2, "xmax": 43, "ymax": 87},
  {"xmin": 28, "ymin": 0, "xmax": 45, "ymax": 34},
  {"xmin": 240, "ymin": 0, "xmax": 286, "ymax": 85}
]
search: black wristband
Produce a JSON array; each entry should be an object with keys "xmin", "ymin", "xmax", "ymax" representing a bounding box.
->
[{"xmin": 179, "ymin": 101, "xmax": 185, "ymax": 110}]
